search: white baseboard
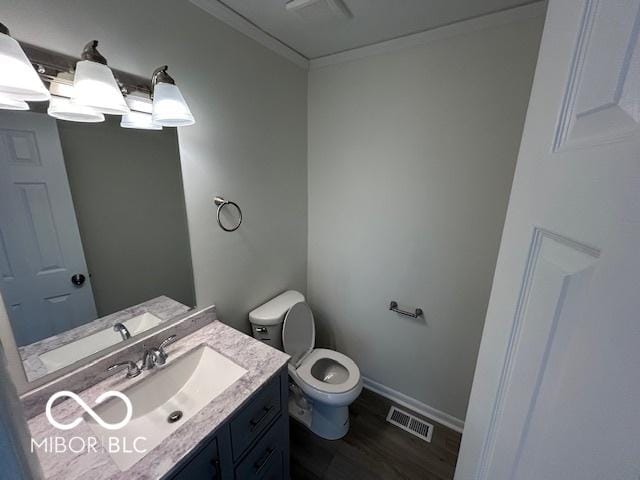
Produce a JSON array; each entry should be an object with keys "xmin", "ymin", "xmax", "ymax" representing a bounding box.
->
[{"xmin": 362, "ymin": 377, "xmax": 465, "ymax": 433}]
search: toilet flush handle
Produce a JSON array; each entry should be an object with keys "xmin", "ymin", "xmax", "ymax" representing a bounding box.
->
[{"xmin": 255, "ymin": 327, "xmax": 268, "ymax": 333}]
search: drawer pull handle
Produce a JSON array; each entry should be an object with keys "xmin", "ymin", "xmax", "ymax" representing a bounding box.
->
[
  {"xmin": 254, "ymin": 447, "xmax": 275, "ymax": 474},
  {"xmin": 249, "ymin": 405, "xmax": 274, "ymax": 431},
  {"xmin": 209, "ymin": 458, "xmax": 220, "ymax": 478}
]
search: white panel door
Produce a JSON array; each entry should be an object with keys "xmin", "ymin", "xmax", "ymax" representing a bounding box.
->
[
  {"xmin": 0, "ymin": 111, "xmax": 96, "ymax": 346},
  {"xmin": 456, "ymin": 1, "xmax": 640, "ymax": 479}
]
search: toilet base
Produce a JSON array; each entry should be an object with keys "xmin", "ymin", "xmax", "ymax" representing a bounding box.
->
[
  {"xmin": 288, "ymin": 394, "xmax": 312, "ymax": 428},
  {"xmin": 310, "ymin": 402, "xmax": 350, "ymax": 440},
  {"xmin": 289, "ymin": 399, "xmax": 350, "ymax": 440},
  {"xmin": 288, "ymin": 375, "xmax": 360, "ymax": 440}
]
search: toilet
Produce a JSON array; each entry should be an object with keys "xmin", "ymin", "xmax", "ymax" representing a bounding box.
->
[{"xmin": 249, "ymin": 290, "xmax": 363, "ymax": 440}]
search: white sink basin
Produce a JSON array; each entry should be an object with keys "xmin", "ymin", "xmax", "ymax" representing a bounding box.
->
[
  {"xmin": 38, "ymin": 312, "xmax": 164, "ymax": 372},
  {"xmin": 85, "ymin": 345, "xmax": 247, "ymax": 471}
]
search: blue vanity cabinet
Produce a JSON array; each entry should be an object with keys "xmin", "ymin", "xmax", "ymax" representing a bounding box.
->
[
  {"xmin": 167, "ymin": 436, "xmax": 222, "ymax": 479},
  {"xmin": 166, "ymin": 368, "xmax": 289, "ymax": 480}
]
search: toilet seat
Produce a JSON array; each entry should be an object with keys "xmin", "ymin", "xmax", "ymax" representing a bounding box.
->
[
  {"xmin": 296, "ymin": 348, "xmax": 360, "ymax": 394},
  {"xmin": 282, "ymin": 302, "xmax": 315, "ymax": 367},
  {"xmin": 282, "ymin": 302, "xmax": 362, "ymax": 404}
]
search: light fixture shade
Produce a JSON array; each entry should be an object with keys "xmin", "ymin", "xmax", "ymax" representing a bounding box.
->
[
  {"xmin": 0, "ymin": 93, "xmax": 29, "ymax": 110},
  {"xmin": 125, "ymin": 90, "xmax": 153, "ymax": 114},
  {"xmin": 72, "ymin": 60, "xmax": 130, "ymax": 115},
  {"xmin": 120, "ymin": 111, "xmax": 162, "ymax": 130},
  {"xmin": 0, "ymin": 32, "xmax": 50, "ymax": 101},
  {"xmin": 152, "ymin": 82, "xmax": 195, "ymax": 127},
  {"xmin": 48, "ymin": 95, "xmax": 105, "ymax": 123}
]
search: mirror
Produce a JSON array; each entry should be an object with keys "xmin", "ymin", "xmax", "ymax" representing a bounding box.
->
[{"xmin": 0, "ymin": 110, "xmax": 195, "ymax": 383}]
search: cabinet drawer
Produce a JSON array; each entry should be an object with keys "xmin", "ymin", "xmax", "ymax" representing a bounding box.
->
[
  {"xmin": 167, "ymin": 436, "xmax": 219, "ymax": 480},
  {"xmin": 230, "ymin": 376, "xmax": 280, "ymax": 459},
  {"xmin": 234, "ymin": 418, "xmax": 283, "ymax": 479}
]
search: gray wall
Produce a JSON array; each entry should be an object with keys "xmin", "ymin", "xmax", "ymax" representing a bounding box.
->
[
  {"xmin": 4, "ymin": 0, "xmax": 308, "ymax": 332},
  {"xmin": 307, "ymin": 17, "xmax": 543, "ymax": 420},
  {"xmin": 58, "ymin": 117, "xmax": 195, "ymax": 316}
]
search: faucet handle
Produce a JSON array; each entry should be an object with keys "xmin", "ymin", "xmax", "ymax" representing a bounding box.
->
[
  {"xmin": 154, "ymin": 335, "xmax": 177, "ymax": 365},
  {"xmin": 107, "ymin": 360, "xmax": 141, "ymax": 378}
]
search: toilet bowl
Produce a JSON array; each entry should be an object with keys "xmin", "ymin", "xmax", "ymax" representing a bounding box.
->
[{"xmin": 249, "ymin": 291, "xmax": 362, "ymax": 440}]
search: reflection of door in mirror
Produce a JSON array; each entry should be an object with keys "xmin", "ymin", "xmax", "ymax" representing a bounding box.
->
[
  {"xmin": 0, "ymin": 107, "xmax": 195, "ymax": 386},
  {"xmin": 0, "ymin": 111, "xmax": 97, "ymax": 346}
]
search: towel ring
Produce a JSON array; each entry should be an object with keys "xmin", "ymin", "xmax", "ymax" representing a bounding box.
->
[{"xmin": 214, "ymin": 196, "xmax": 242, "ymax": 232}]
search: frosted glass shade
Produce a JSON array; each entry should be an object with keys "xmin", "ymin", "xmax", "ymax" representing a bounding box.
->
[
  {"xmin": 152, "ymin": 82, "xmax": 195, "ymax": 126},
  {"xmin": 0, "ymin": 93, "xmax": 29, "ymax": 110},
  {"xmin": 125, "ymin": 91, "xmax": 153, "ymax": 114},
  {"xmin": 0, "ymin": 33, "xmax": 50, "ymax": 101},
  {"xmin": 48, "ymin": 95, "xmax": 105, "ymax": 123},
  {"xmin": 120, "ymin": 111, "xmax": 162, "ymax": 130},
  {"xmin": 72, "ymin": 60, "xmax": 130, "ymax": 115}
]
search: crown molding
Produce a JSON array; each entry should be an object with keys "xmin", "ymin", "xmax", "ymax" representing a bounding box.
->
[
  {"xmin": 310, "ymin": 1, "xmax": 547, "ymax": 69},
  {"xmin": 189, "ymin": 0, "xmax": 310, "ymax": 69},
  {"xmin": 190, "ymin": 0, "xmax": 546, "ymax": 72}
]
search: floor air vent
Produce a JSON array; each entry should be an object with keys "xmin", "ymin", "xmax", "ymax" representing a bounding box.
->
[{"xmin": 386, "ymin": 406, "xmax": 433, "ymax": 443}]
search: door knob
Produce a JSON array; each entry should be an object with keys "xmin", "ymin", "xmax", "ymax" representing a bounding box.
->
[{"xmin": 71, "ymin": 274, "xmax": 86, "ymax": 286}]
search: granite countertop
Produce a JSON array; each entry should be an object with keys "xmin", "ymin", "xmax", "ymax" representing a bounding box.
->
[
  {"xmin": 20, "ymin": 296, "xmax": 191, "ymax": 382},
  {"xmin": 28, "ymin": 320, "xmax": 290, "ymax": 480}
]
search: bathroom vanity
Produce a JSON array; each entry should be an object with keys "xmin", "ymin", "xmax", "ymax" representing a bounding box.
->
[
  {"xmin": 168, "ymin": 372, "xmax": 288, "ymax": 480},
  {"xmin": 27, "ymin": 318, "xmax": 290, "ymax": 480}
]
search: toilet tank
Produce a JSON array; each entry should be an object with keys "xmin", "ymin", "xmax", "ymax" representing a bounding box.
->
[{"xmin": 249, "ymin": 290, "xmax": 305, "ymax": 350}]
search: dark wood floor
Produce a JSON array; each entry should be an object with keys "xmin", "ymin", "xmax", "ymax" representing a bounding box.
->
[{"xmin": 290, "ymin": 388, "xmax": 461, "ymax": 480}]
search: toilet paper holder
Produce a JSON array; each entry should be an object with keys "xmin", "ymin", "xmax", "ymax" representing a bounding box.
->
[{"xmin": 389, "ymin": 301, "xmax": 423, "ymax": 318}]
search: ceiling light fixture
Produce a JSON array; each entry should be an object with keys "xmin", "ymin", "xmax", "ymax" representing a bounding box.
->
[
  {"xmin": 0, "ymin": 21, "xmax": 50, "ymax": 102},
  {"xmin": 151, "ymin": 65, "xmax": 195, "ymax": 127},
  {"xmin": 72, "ymin": 40, "xmax": 130, "ymax": 115},
  {"xmin": 285, "ymin": 0, "xmax": 352, "ymax": 19}
]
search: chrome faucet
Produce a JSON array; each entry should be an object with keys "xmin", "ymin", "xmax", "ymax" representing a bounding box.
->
[
  {"xmin": 113, "ymin": 322, "xmax": 131, "ymax": 340},
  {"xmin": 107, "ymin": 360, "xmax": 141, "ymax": 378},
  {"xmin": 142, "ymin": 335, "xmax": 177, "ymax": 370}
]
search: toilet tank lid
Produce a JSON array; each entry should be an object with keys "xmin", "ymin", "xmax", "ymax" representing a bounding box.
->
[{"xmin": 249, "ymin": 290, "xmax": 305, "ymax": 325}]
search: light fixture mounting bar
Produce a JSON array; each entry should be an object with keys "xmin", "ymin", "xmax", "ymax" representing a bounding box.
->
[{"xmin": 20, "ymin": 42, "xmax": 152, "ymax": 97}]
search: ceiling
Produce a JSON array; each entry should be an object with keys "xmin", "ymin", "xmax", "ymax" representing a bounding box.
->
[{"xmin": 212, "ymin": 0, "xmax": 537, "ymax": 59}]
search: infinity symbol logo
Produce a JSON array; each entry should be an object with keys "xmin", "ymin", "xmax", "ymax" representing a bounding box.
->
[{"xmin": 45, "ymin": 391, "xmax": 133, "ymax": 431}]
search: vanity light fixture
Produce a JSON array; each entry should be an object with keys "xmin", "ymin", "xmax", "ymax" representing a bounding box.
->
[
  {"xmin": 121, "ymin": 91, "xmax": 162, "ymax": 130},
  {"xmin": 151, "ymin": 65, "xmax": 195, "ymax": 127},
  {"xmin": 0, "ymin": 22, "xmax": 50, "ymax": 102},
  {"xmin": 121, "ymin": 110, "xmax": 162, "ymax": 130},
  {"xmin": 0, "ymin": 93, "xmax": 29, "ymax": 110},
  {"xmin": 47, "ymin": 71, "xmax": 105, "ymax": 123},
  {"xmin": 72, "ymin": 40, "xmax": 130, "ymax": 115},
  {"xmin": 48, "ymin": 95, "xmax": 105, "ymax": 123},
  {"xmin": 124, "ymin": 90, "xmax": 153, "ymax": 113}
]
